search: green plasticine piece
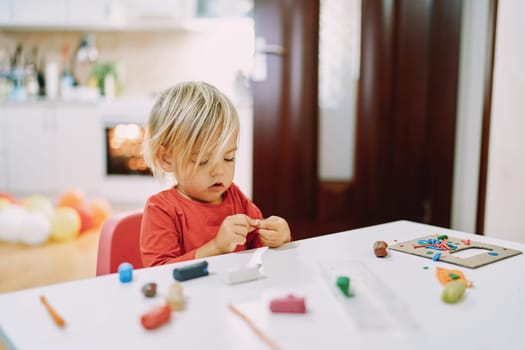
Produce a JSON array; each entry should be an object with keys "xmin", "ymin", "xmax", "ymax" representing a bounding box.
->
[
  {"xmin": 448, "ymin": 273, "xmax": 460, "ymax": 279},
  {"xmin": 426, "ymin": 251, "xmax": 434, "ymax": 254},
  {"xmin": 441, "ymin": 280, "xmax": 465, "ymax": 304},
  {"xmin": 336, "ymin": 276, "xmax": 353, "ymax": 297}
]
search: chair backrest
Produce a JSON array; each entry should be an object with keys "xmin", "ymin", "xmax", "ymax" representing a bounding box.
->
[{"xmin": 96, "ymin": 210, "xmax": 144, "ymax": 276}]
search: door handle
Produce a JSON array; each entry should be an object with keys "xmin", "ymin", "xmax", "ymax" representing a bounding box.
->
[{"xmin": 252, "ymin": 37, "xmax": 285, "ymax": 82}]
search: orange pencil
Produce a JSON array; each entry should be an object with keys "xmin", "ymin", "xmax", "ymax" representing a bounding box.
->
[{"xmin": 40, "ymin": 295, "xmax": 66, "ymax": 328}]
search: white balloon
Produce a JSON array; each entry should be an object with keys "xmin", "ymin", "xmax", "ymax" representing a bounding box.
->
[
  {"xmin": 18, "ymin": 211, "xmax": 51, "ymax": 245},
  {"xmin": 0, "ymin": 206, "xmax": 27, "ymax": 243}
]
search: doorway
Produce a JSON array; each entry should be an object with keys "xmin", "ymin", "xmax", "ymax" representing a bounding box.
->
[{"xmin": 252, "ymin": 0, "xmax": 463, "ymax": 240}]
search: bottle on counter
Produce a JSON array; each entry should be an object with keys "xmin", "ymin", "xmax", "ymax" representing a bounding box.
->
[
  {"xmin": 60, "ymin": 45, "xmax": 75, "ymax": 99},
  {"xmin": 24, "ymin": 46, "xmax": 39, "ymax": 98},
  {"xmin": 45, "ymin": 61, "xmax": 59, "ymax": 100},
  {"xmin": 0, "ymin": 48, "xmax": 12, "ymax": 98},
  {"xmin": 37, "ymin": 56, "xmax": 46, "ymax": 97},
  {"xmin": 9, "ymin": 44, "xmax": 27, "ymax": 101}
]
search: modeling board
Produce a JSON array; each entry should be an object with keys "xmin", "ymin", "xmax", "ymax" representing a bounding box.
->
[{"xmin": 389, "ymin": 235, "xmax": 522, "ymax": 268}]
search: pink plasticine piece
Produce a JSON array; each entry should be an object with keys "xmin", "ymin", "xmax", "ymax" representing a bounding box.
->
[{"xmin": 269, "ymin": 295, "xmax": 306, "ymax": 314}]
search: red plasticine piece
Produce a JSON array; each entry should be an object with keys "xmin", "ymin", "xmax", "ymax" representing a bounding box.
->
[
  {"xmin": 269, "ymin": 295, "xmax": 306, "ymax": 313},
  {"xmin": 141, "ymin": 304, "xmax": 171, "ymax": 330}
]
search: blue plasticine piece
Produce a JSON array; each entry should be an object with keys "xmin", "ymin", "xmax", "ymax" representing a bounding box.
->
[
  {"xmin": 118, "ymin": 262, "xmax": 133, "ymax": 283},
  {"xmin": 432, "ymin": 253, "xmax": 441, "ymax": 261},
  {"xmin": 173, "ymin": 261, "xmax": 209, "ymax": 281},
  {"xmin": 488, "ymin": 251, "xmax": 498, "ymax": 256}
]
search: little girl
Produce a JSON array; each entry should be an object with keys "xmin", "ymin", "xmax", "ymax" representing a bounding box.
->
[{"xmin": 140, "ymin": 81, "xmax": 291, "ymax": 266}]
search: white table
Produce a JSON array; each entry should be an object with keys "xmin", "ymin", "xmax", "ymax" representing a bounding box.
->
[{"xmin": 1, "ymin": 221, "xmax": 524, "ymax": 350}]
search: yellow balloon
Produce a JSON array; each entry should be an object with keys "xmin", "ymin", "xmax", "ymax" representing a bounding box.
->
[
  {"xmin": 50, "ymin": 207, "xmax": 81, "ymax": 242},
  {"xmin": 22, "ymin": 195, "xmax": 55, "ymax": 218}
]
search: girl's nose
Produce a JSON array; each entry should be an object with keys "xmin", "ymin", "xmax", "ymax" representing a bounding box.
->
[{"xmin": 210, "ymin": 162, "xmax": 225, "ymax": 177}]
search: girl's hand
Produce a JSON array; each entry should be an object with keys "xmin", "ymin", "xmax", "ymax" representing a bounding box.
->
[
  {"xmin": 254, "ymin": 216, "xmax": 291, "ymax": 248},
  {"xmin": 214, "ymin": 214, "xmax": 258, "ymax": 253}
]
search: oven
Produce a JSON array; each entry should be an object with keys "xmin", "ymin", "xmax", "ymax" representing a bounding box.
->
[{"xmin": 97, "ymin": 98, "xmax": 166, "ymax": 206}]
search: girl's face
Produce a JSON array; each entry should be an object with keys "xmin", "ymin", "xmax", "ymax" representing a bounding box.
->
[{"xmin": 176, "ymin": 136, "xmax": 237, "ymax": 205}]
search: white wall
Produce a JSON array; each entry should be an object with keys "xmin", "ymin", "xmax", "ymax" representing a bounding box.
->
[
  {"xmin": 483, "ymin": 0, "xmax": 525, "ymax": 243},
  {"xmin": 451, "ymin": 0, "xmax": 489, "ymax": 235}
]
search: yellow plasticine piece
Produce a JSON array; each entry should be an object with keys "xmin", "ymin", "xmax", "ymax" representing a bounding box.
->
[
  {"xmin": 441, "ymin": 280, "xmax": 466, "ymax": 304},
  {"xmin": 436, "ymin": 267, "xmax": 473, "ymax": 288}
]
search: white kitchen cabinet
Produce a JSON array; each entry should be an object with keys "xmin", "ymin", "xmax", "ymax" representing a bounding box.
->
[
  {"xmin": 1, "ymin": 0, "xmax": 110, "ymax": 29},
  {"xmin": 3, "ymin": 104, "xmax": 101, "ymax": 197},
  {"xmin": 0, "ymin": 0, "xmax": 11, "ymax": 23},
  {"xmin": 0, "ymin": 0, "xmax": 248, "ymax": 30},
  {"xmin": 4, "ymin": 105, "xmax": 58, "ymax": 195},
  {"xmin": 68, "ymin": 0, "xmax": 110, "ymax": 28},
  {"xmin": 54, "ymin": 105, "xmax": 103, "ymax": 194},
  {"xmin": 10, "ymin": 0, "xmax": 68, "ymax": 26}
]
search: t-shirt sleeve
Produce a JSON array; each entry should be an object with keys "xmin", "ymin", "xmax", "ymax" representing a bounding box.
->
[{"xmin": 140, "ymin": 197, "xmax": 196, "ymax": 267}]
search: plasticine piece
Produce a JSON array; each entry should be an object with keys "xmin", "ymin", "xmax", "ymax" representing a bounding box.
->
[
  {"xmin": 166, "ymin": 282, "xmax": 185, "ymax": 311},
  {"xmin": 269, "ymin": 295, "xmax": 306, "ymax": 313},
  {"xmin": 225, "ymin": 265, "xmax": 263, "ymax": 284},
  {"xmin": 336, "ymin": 276, "xmax": 354, "ymax": 297},
  {"xmin": 373, "ymin": 241, "xmax": 388, "ymax": 257},
  {"xmin": 432, "ymin": 252, "xmax": 441, "ymax": 261},
  {"xmin": 173, "ymin": 261, "xmax": 209, "ymax": 281},
  {"xmin": 441, "ymin": 280, "xmax": 466, "ymax": 304},
  {"xmin": 142, "ymin": 282, "xmax": 157, "ymax": 298},
  {"xmin": 118, "ymin": 262, "xmax": 133, "ymax": 283},
  {"xmin": 140, "ymin": 304, "xmax": 172, "ymax": 330},
  {"xmin": 435, "ymin": 267, "xmax": 472, "ymax": 287}
]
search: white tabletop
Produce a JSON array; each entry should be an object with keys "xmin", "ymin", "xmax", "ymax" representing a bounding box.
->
[{"xmin": 1, "ymin": 220, "xmax": 524, "ymax": 350}]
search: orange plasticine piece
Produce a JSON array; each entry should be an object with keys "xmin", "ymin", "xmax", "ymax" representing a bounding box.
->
[{"xmin": 435, "ymin": 267, "xmax": 473, "ymax": 288}]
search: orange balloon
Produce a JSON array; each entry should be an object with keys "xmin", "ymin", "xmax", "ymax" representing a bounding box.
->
[
  {"xmin": 89, "ymin": 198, "xmax": 112, "ymax": 228},
  {"xmin": 0, "ymin": 193, "xmax": 16, "ymax": 204},
  {"xmin": 57, "ymin": 188, "xmax": 85, "ymax": 209}
]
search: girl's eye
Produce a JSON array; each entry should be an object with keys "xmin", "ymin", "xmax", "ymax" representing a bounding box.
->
[
  {"xmin": 224, "ymin": 157, "xmax": 235, "ymax": 162},
  {"xmin": 198, "ymin": 160, "xmax": 209, "ymax": 166}
]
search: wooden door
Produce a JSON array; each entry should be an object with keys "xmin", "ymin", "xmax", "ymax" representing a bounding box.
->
[{"xmin": 253, "ymin": 0, "xmax": 463, "ymax": 240}]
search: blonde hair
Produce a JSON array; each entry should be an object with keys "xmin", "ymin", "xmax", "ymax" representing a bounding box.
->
[{"xmin": 143, "ymin": 81, "xmax": 239, "ymax": 183}]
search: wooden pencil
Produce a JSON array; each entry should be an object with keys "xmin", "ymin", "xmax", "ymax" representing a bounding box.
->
[
  {"xmin": 227, "ymin": 304, "xmax": 280, "ymax": 350},
  {"xmin": 40, "ymin": 295, "xmax": 66, "ymax": 328}
]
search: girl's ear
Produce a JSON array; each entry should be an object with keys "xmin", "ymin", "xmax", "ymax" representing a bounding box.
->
[{"xmin": 158, "ymin": 147, "xmax": 174, "ymax": 171}]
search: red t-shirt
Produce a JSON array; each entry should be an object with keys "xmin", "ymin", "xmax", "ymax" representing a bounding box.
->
[{"xmin": 140, "ymin": 183, "xmax": 264, "ymax": 267}]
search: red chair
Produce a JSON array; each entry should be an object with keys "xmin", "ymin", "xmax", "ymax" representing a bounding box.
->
[{"xmin": 96, "ymin": 210, "xmax": 144, "ymax": 276}]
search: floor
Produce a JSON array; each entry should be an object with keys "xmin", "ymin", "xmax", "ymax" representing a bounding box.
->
[{"xmin": 0, "ymin": 229, "xmax": 100, "ymax": 294}]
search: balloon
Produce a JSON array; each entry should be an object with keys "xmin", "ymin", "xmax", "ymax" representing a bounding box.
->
[
  {"xmin": 0, "ymin": 193, "xmax": 16, "ymax": 204},
  {"xmin": 73, "ymin": 204, "xmax": 96, "ymax": 233},
  {"xmin": 0, "ymin": 205, "xmax": 27, "ymax": 243},
  {"xmin": 18, "ymin": 211, "xmax": 51, "ymax": 245},
  {"xmin": 89, "ymin": 198, "xmax": 112, "ymax": 228},
  {"xmin": 50, "ymin": 207, "xmax": 81, "ymax": 242},
  {"xmin": 22, "ymin": 195, "xmax": 55, "ymax": 218},
  {"xmin": 0, "ymin": 198, "xmax": 11, "ymax": 211},
  {"xmin": 57, "ymin": 188, "xmax": 85, "ymax": 209}
]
